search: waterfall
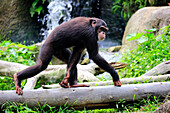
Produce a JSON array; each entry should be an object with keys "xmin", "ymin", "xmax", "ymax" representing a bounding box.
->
[{"xmin": 41, "ymin": 0, "xmax": 72, "ymax": 39}]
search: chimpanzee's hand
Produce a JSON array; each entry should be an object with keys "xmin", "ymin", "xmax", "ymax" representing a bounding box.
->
[
  {"xmin": 14, "ymin": 73, "xmax": 23, "ymax": 95},
  {"xmin": 113, "ymin": 79, "xmax": 122, "ymax": 87}
]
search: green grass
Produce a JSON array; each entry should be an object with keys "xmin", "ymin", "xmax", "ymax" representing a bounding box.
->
[
  {"xmin": 1, "ymin": 101, "xmax": 74, "ymax": 113},
  {"xmin": 0, "ymin": 96, "xmax": 165, "ymax": 113},
  {"xmin": 0, "ymin": 40, "xmax": 37, "ymax": 66},
  {"xmin": 0, "ymin": 77, "xmax": 15, "ymax": 90}
]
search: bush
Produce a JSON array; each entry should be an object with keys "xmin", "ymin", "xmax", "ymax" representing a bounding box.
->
[
  {"xmin": 119, "ymin": 25, "xmax": 170, "ymax": 78},
  {"xmin": 112, "ymin": 0, "xmax": 148, "ymax": 19},
  {"xmin": 0, "ymin": 41, "xmax": 37, "ymax": 66}
]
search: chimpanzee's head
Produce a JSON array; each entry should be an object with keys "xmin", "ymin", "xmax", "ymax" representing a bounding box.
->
[{"xmin": 90, "ymin": 18, "xmax": 108, "ymax": 41}]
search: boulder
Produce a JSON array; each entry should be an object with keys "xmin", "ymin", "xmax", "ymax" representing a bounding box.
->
[
  {"xmin": 121, "ymin": 6, "xmax": 170, "ymax": 51},
  {"xmin": 0, "ymin": 0, "xmax": 42, "ymax": 45},
  {"xmin": 108, "ymin": 46, "xmax": 121, "ymax": 52},
  {"xmin": 154, "ymin": 101, "xmax": 170, "ymax": 113},
  {"xmin": 80, "ymin": 58, "xmax": 90, "ymax": 65}
]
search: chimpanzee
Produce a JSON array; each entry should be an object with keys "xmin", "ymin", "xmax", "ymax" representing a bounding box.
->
[{"xmin": 14, "ymin": 17, "xmax": 122, "ymax": 95}]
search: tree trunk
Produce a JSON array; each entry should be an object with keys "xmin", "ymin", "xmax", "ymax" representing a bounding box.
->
[{"xmin": 0, "ymin": 82, "xmax": 169, "ymax": 109}]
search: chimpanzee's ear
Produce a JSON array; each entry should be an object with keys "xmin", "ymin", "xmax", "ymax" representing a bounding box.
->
[{"xmin": 90, "ymin": 19, "xmax": 97, "ymax": 27}]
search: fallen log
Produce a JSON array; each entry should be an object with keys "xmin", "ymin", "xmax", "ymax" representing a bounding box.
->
[
  {"xmin": 42, "ymin": 74, "xmax": 170, "ymax": 89},
  {"xmin": 0, "ymin": 82, "xmax": 169, "ymax": 109},
  {"xmin": 142, "ymin": 60, "xmax": 170, "ymax": 77}
]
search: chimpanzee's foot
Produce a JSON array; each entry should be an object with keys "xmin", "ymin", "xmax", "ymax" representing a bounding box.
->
[
  {"xmin": 59, "ymin": 77, "xmax": 69, "ymax": 88},
  {"xmin": 70, "ymin": 84, "xmax": 89, "ymax": 88},
  {"xmin": 59, "ymin": 82, "xmax": 69, "ymax": 88},
  {"xmin": 69, "ymin": 80, "xmax": 89, "ymax": 87},
  {"xmin": 14, "ymin": 73, "xmax": 23, "ymax": 95}
]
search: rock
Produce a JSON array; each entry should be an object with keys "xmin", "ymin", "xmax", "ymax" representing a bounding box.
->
[
  {"xmin": 154, "ymin": 101, "xmax": 170, "ymax": 113},
  {"xmin": 0, "ymin": 0, "xmax": 42, "ymax": 45},
  {"xmin": 80, "ymin": 58, "xmax": 90, "ymax": 65},
  {"xmin": 121, "ymin": 6, "xmax": 170, "ymax": 52},
  {"xmin": 108, "ymin": 46, "xmax": 121, "ymax": 52}
]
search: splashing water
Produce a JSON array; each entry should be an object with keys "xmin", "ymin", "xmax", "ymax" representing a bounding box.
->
[{"xmin": 41, "ymin": 0, "xmax": 72, "ymax": 39}]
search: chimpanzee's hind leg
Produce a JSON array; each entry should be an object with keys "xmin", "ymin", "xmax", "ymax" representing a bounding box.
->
[
  {"xmin": 14, "ymin": 44, "xmax": 53, "ymax": 95},
  {"xmin": 53, "ymin": 48, "xmax": 71, "ymax": 88},
  {"xmin": 61, "ymin": 47, "xmax": 89, "ymax": 88}
]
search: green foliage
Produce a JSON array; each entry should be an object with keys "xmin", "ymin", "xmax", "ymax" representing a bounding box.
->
[
  {"xmin": 112, "ymin": 0, "xmax": 148, "ymax": 19},
  {"xmin": 119, "ymin": 25, "xmax": 170, "ymax": 78},
  {"xmin": 126, "ymin": 28, "xmax": 157, "ymax": 43},
  {"xmin": 0, "ymin": 76, "xmax": 26, "ymax": 90},
  {"xmin": 0, "ymin": 77, "xmax": 15, "ymax": 90},
  {"xmin": 1, "ymin": 101, "xmax": 34, "ymax": 113},
  {"xmin": 0, "ymin": 41, "xmax": 36, "ymax": 66},
  {"xmin": 0, "ymin": 96, "xmax": 164, "ymax": 112},
  {"xmin": 1, "ymin": 101, "xmax": 75, "ymax": 113},
  {"xmin": 115, "ymin": 96, "xmax": 162, "ymax": 112},
  {"xmin": 30, "ymin": 0, "xmax": 46, "ymax": 17},
  {"xmin": 140, "ymin": 96, "xmax": 161, "ymax": 111}
]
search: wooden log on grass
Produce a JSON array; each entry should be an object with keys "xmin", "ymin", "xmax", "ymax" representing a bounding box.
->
[
  {"xmin": 0, "ymin": 82, "xmax": 169, "ymax": 109},
  {"xmin": 42, "ymin": 74, "xmax": 170, "ymax": 89}
]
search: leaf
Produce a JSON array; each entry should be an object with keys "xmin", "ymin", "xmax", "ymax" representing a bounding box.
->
[
  {"xmin": 1, "ymin": 41, "xmax": 10, "ymax": 47},
  {"xmin": 32, "ymin": 0, "xmax": 39, "ymax": 7},
  {"xmin": 136, "ymin": 32, "xmax": 144, "ymax": 38},
  {"xmin": 35, "ymin": 6, "xmax": 43, "ymax": 15},
  {"xmin": 22, "ymin": 49, "xmax": 28, "ymax": 54},
  {"xmin": 123, "ymin": 12, "xmax": 127, "ymax": 19},
  {"xmin": 137, "ymin": 36, "xmax": 148, "ymax": 43},
  {"xmin": 133, "ymin": 94, "xmax": 136, "ymax": 101},
  {"xmin": 168, "ymin": 31, "xmax": 170, "ymax": 35},
  {"xmin": 144, "ymin": 28, "xmax": 157, "ymax": 32},
  {"xmin": 18, "ymin": 48, "xmax": 24, "ymax": 52},
  {"xmin": 42, "ymin": 0, "xmax": 46, "ymax": 4},
  {"xmin": 30, "ymin": 7, "xmax": 35, "ymax": 17},
  {"xmin": 126, "ymin": 33, "xmax": 139, "ymax": 41},
  {"xmin": 156, "ymin": 35, "xmax": 161, "ymax": 40},
  {"xmin": 9, "ymin": 49, "xmax": 17, "ymax": 56},
  {"xmin": 112, "ymin": 5, "xmax": 121, "ymax": 13}
]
